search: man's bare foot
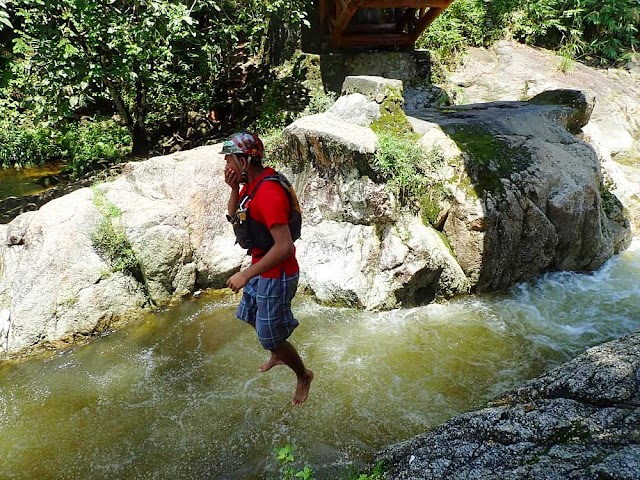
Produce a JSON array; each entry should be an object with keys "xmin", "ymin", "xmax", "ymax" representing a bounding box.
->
[
  {"xmin": 292, "ymin": 369, "xmax": 314, "ymax": 406},
  {"xmin": 259, "ymin": 353, "xmax": 285, "ymax": 372}
]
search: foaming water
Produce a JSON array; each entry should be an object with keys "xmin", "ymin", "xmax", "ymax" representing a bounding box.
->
[{"xmin": 0, "ymin": 239, "xmax": 639, "ymax": 479}]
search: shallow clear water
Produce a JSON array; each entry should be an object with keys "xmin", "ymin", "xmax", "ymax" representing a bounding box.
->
[
  {"xmin": 0, "ymin": 239, "xmax": 639, "ymax": 479},
  {"xmin": 0, "ymin": 163, "xmax": 63, "ymax": 201}
]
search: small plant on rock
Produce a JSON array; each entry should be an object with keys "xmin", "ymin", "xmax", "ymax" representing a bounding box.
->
[
  {"xmin": 90, "ymin": 188, "xmax": 145, "ymax": 288},
  {"xmin": 275, "ymin": 444, "xmax": 314, "ymax": 480}
]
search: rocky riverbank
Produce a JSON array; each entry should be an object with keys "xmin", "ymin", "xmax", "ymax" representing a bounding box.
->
[
  {"xmin": 370, "ymin": 40, "xmax": 640, "ymax": 480},
  {"xmin": 375, "ymin": 331, "xmax": 640, "ymax": 479},
  {"xmin": 1, "ymin": 85, "xmax": 631, "ymax": 358}
]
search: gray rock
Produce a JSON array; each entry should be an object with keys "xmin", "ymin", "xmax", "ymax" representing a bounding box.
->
[
  {"xmin": 341, "ymin": 75, "xmax": 404, "ymax": 104},
  {"xmin": 442, "ymin": 39, "xmax": 640, "ymax": 235},
  {"xmin": 529, "ymin": 88, "xmax": 596, "ymax": 132},
  {"xmin": 327, "ymin": 93, "xmax": 381, "ymax": 127},
  {"xmin": 281, "ymin": 77, "xmax": 632, "ymax": 303},
  {"xmin": 446, "ymin": 40, "xmax": 640, "ymax": 160},
  {"xmin": 0, "ymin": 146, "xmax": 246, "ymax": 357},
  {"xmin": 406, "ymin": 100, "xmax": 631, "ymax": 292}
]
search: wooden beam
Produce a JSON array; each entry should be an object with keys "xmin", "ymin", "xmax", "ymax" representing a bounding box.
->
[
  {"xmin": 331, "ymin": 0, "xmax": 365, "ymax": 39},
  {"xmin": 408, "ymin": 3, "xmax": 450, "ymax": 43},
  {"xmin": 356, "ymin": 0, "xmax": 452, "ymax": 7},
  {"xmin": 325, "ymin": 0, "xmax": 456, "ymax": 49},
  {"xmin": 346, "ymin": 22, "xmax": 398, "ymax": 34}
]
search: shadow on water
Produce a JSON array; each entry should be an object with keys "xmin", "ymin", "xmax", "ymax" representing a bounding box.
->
[{"xmin": 0, "ymin": 240, "xmax": 639, "ymax": 479}]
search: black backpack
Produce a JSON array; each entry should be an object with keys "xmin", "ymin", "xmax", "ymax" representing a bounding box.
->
[{"xmin": 231, "ymin": 172, "xmax": 302, "ymax": 252}]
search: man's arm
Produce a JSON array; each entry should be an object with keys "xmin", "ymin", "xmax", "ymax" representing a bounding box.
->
[
  {"xmin": 227, "ymin": 188, "xmax": 239, "ymax": 217},
  {"xmin": 226, "ymin": 223, "xmax": 293, "ymax": 292}
]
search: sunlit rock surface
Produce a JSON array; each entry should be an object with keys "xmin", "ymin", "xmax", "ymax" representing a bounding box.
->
[
  {"xmin": 283, "ymin": 81, "xmax": 631, "ymax": 301},
  {"xmin": 441, "ymin": 39, "xmax": 640, "ymax": 232},
  {"xmin": 444, "ymin": 40, "xmax": 640, "ymax": 159},
  {"xmin": 0, "ymin": 147, "xmax": 245, "ymax": 357}
]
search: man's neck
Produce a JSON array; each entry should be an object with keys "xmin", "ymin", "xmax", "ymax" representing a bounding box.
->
[{"xmin": 246, "ymin": 165, "xmax": 267, "ymax": 184}]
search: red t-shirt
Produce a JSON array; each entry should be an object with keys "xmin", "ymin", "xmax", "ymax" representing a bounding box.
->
[{"xmin": 240, "ymin": 167, "xmax": 299, "ymax": 278}]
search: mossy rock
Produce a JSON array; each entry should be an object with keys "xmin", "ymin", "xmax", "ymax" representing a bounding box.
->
[
  {"xmin": 443, "ymin": 124, "xmax": 532, "ymax": 196},
  {"xmin": 371, "ymin": 84, "xmax": 416, "ymax": 139}
]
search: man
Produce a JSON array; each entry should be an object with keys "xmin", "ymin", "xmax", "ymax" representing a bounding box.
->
[{"xmin": 222, "ymin": 131, "xmax": 313, "ymax": 406}]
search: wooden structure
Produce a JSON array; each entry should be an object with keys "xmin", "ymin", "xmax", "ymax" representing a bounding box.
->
[{"xmin": 318, "ymin": 0, "xmax": 455, "ymax": 50}]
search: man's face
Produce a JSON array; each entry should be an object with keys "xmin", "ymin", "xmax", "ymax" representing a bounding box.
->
[
  {"xmin": 225, "ymin": 154, "xmax": 247, "ymax": 184},
  {"xmin": 225, "ymin": 154, "xmax": 240, "ymax": 174}
]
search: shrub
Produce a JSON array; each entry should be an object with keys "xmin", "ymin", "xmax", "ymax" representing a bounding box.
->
[
  {"xmin": 275, "ymin": 444, "xmax": 314, "ymax": 480},
  {"xmin": 91, "ymin": 219, "xmax": 139, "ymax": 275},
  {"xmin": 90, "ymin": 186, "xmax": 153, "ymax": 304},
  {"xmin": 0, "ymin": 118, "xmax": 62, "ymax": 168},
  {"xmin": 416, "ymin": 0, "xmax": 488, "ymax": 77},
  {"xmin": 298, "ymin": 89, "xmax": 337, "ymax": 117},
  {"xmin": 0, "ymin": 110, "xmax": 132, "ymax": 175},
  {"xmin": 374, "ymin": 132, "xmax": 430, "ymax": 207},
  {"xmin": 62, "ymin": 118, "xmax": 132, "ymax": 176},
  {"xmin": 487, "ymin": 0, "xmax": 639, "ymax": 64},
  {"xmin": 416, "ymin": 0, "xmax": 638, "ymax": 70},
  {"xmin": 374, "ymin": 131, "xmax": 451, "ymax": 228}
]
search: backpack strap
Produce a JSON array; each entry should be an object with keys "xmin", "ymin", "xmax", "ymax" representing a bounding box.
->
[{"xmin": 246, "ymin": 174, "xmax": 281, "ymax": 201}]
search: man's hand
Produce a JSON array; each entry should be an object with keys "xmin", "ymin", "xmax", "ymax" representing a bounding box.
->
[
  {"xmin": 225, "ymin": 166, "xmax": 239, "ymax": 190},
  {"xmin": 227, "ymin": 271, "xmax": 249, "ymax": 293}
]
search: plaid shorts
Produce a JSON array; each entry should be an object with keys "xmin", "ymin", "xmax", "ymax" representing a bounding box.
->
[{"xmin": 236, "ymin": 272, "xmax": 299, "ymax": 350}]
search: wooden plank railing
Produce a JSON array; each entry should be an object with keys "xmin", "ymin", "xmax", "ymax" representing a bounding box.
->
[{"xmin": 318, "ymin": 0, "xmax": 455, "ymax": 49}]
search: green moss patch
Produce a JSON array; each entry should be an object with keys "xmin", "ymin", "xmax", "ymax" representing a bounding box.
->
[
  {"xmin": 444, "ymin": 124, "xmax": 532, "ymax": 196},
  {"xmin": 420, "ymin": 183, "xmax": 448, "ymax": 226},
  {"xmin": 371, "ymin": 85, "xmax": 415, "ymax": 139},
  {"xmin": 91, "ymin": 188, "xmax": 153, "ymax": 304}
]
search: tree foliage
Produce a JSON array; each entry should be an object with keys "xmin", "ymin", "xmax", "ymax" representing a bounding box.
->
[
  {"xmin": 4, "ymin": 0, "xmax": 310, "ymax": 156},
  {"xmin": 418, "ymin": 0, "xmax": 639, "ymax": 67},
  {"xmin": 489, "ymin": 0, "xmax": 639, "ymax": 64},
  {"xmin": 1, "ymin": 0, "xmax": 636, "ymax": 173}
]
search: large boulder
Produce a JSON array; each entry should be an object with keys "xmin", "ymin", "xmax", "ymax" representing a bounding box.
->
[
  {"xmin": 0, "ymin": 147, "xmax": 245, "ymax": 358},
  {"xmin": 282, "ymin": 81, "xmax": 471, "ymax": 309},
  {"xmin": 442, "ymin": 40, "xmax": 640, "ymax": 232},
  {"xmin": 283, "ymin": 80, "xmax": 631, "ymax": 296},
  {"xmin": 409, "ymin": 96, "xmax": 630, "ymax": 291}
]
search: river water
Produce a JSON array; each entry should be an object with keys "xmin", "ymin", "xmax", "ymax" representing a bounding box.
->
[
  {"xmin": 0, "ymin": 163, "xmax": 63, "ymax": 201},
  {"xmin": 0, "ymin": 238, "xmax": 639, "ymax": 479}
]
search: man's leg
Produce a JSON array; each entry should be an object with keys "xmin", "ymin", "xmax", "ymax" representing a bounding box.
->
[
  {"xmin": 259, "ymin": 352, "xmax": 284, "ymax": 372},
  {"xmin": 270, "ymin": 340, "xmax": 313, "ymax": 406},
  {"xmin": 255, "ymin": 273, "xmax": 313, "ymax": 405}
]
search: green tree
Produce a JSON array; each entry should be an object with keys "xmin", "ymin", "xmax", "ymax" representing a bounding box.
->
[
  {"xmin": 0, "ymin": 0, "xmax": 11, "ymax": 30},
  {"xmin": 8, "ymin": 0, "xmax": 310, "ymax": 154},
  {"xmin": 10, "ymin": 0, "xmax": 211, "ymax": 153}
]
